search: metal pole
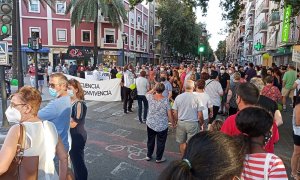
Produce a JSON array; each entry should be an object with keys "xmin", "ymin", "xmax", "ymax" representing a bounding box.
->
[
  {"xmin": 122, "ymin": 41, "xmax": 125, "ymax": 66},
  {"xmin": 200, "ymin": 53, "xmax": 202, "ymax": 71},
  {"xmin": 16, "ymin": 0, "xmax": 24, "ymax": 88},
  {"xmin": 0, "ymin": 66, "xmax": 8, "ymax": 127},
  {"xmin": 34, "ymin": 50, "xmax": 38, "ymax": 90}
]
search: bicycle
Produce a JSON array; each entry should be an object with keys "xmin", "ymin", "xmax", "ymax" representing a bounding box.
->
[{"xmin": 105, "ymin": 144, "xmax": 148, "ymax": 161}]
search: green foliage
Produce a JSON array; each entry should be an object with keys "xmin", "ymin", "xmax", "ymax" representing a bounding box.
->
[
  {"xmin": 215, "ymin": 40, "xmax": 226, "ymax": 62},
  {"xmin": 65, "ymin": 0, "xmax": 128, "ymax": 27},
  {"xmin": 157, "ymin": 0, "xmax": 213, "ymax": 58}
]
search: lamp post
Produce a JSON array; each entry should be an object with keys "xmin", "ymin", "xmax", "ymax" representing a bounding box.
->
[
  {"xmin": 199, "ymin": 29, "xmax": 207, "ymax": 71},
  {"xmin": 121, "ymin": 33, "xmax": 127, "ymax": 66}
]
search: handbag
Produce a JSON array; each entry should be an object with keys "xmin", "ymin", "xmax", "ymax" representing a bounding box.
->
[
  {"xmin": 0, "ymin": 124, "xmax": 39, "ymax": 180},
  {"xmin": 130, "ymin": 88, "xmax": 138, "ymax": 100}
]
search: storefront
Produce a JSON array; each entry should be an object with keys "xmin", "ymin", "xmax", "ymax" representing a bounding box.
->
[
  {"xmin": 101, "ymin": 50, "xmax": 121, "ymax": 65},
  {"xmin": 64, "ymin": 46, "xmax": 94, "ymax": 66},
  {"xmin": 270, "ymin": 46, "xmax": 293, "ymax": 66}
]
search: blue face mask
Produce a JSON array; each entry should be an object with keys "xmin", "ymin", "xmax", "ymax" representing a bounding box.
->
[
  {"xmin": 68, "ymin": 89, "xmax": 74, "ymax": 97},
  {"xmin": 49, "ymin": 87, "xmax": 58, "ymax": 97}
]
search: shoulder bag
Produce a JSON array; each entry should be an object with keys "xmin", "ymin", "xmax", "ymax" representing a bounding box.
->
[{"xmin": 0, "ymin": 124, "xmax": 39, "ymax": 180}]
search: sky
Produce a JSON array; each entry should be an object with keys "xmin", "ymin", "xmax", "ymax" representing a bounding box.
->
[{"xmin": 195, "ymin": 0, "xmax": 227, "ymax": 51}]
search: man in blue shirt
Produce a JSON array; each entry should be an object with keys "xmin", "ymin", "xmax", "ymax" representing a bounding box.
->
[
  {"xmin": 160, "ymin": 71, "xmax": 172, "ymax": 99},
  {"xmin": 38, "ymin": 73, "xmax": 71, "ymax": 152}
]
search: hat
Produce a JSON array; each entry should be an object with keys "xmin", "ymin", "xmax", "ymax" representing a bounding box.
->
[{"xmin": 210, "ymin": 71, "xmax": 218, "ymax": 79}]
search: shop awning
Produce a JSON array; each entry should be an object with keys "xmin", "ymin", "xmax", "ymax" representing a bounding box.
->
[{"xmin": 8, "ymin": 47, "xmax": 50, "ymax": 53}]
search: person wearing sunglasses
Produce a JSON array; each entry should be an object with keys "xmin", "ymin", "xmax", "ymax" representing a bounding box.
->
[
  {"xmin": 38, "ymin": 73, "xmax": 72, "ymax": 153},
  {"xmin": 0, "ymin": 86, "xmax": 68, "ymax": 179}
]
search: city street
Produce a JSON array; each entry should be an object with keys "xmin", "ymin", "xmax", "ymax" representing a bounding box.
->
[{"xmin": 0, "ymin": 86, "xmax": 296, "ymax": 179}]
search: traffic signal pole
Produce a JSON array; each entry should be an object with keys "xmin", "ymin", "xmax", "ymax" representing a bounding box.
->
[{"xmin": 16, "ymin": 0, "xmax": 24, "ymax": 88}]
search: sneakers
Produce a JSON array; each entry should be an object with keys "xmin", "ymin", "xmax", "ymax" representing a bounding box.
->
[
  {"xmin": 145, "ymin": 156, "xmax": 152, "ymax": 161},
  {"xmin": 128, "ymin": 109, "xmax": 133, "ymax": 113},
  {"xmin": 156, "ymin": 157, "xmax": 166, "ymax": 163}
]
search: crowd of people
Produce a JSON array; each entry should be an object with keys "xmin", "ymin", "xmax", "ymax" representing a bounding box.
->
[{"xmin": 1, "ymin": 60, "xmax": 300, "ymax": 179}]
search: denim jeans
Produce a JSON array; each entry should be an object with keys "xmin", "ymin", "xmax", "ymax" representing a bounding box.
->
[{"xmin": 137, "ymin": 95, "xmax": 148, "ymax": 122}]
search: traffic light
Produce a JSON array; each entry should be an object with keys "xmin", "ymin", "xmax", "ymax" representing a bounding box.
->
[
  {"xmin": 0, "ymin": 0, "xmax": 12, "ymax": 36},
  {"xmin": 198, "ymin": 44, "xmax": 205, "ymax": 53}
]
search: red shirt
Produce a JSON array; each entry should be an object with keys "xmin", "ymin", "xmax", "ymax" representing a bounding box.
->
[{"xmin": 221, "ymin": 113, "xmax": 279, "ymax": 153}]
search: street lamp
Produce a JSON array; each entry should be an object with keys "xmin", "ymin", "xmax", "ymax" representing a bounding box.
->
[
  {"xmin": 199, "ymin": 29, "xmax": 207, "ymax": 70},
  {"xmin": 121, "ymin": 32, "xmax": 127, "ymax": 66}
]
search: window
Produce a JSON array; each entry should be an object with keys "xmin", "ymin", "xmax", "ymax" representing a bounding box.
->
[
  {"xmin": 144, "ymin": 40, "xmax": 147, "ymax": 50},
  {"xmin": 144, "ymin": 21, "xmax": 147, "ymax": 32},
  {"xmin": 137, "ymin": 35, "xmax": 140, "ymax": 47},
  {"xmin": 131, "ymin": 35, "xmax": 134, "ymax": 46},
  {"xmin": 137, "ymin": 16, "xmax": 141, "ymax": 25},
  {"xmin": 104, "ymin": 29, "xmax": 115, "ymax": 43},
  {"xmin": 130, "ymin": 12, "xmax": 134, "ymax": 25},
  {"xmin": 56, "ymin": 2, "xmax": 66, "ymax": 14},
  {"xmin": 125, "ymin": 36, "xmax": 128, "ymax": 45},
  {"xmin": 81, "ymin": 30, "xmax": 91, "ymax": 42},
  {"xmin": 150, "ymin": 26, "xmax": 153, "ymax": 35},
  {"xmin": 30, "ymin": 27, "xmax": 40, "ymax": 38},
  {"xmin": 56, "ymin": 29, "xmax": 67, "ymax": 42},
  {"xmin": 29, "ymin": 0, "xmax": 40, "ymax": 13}
]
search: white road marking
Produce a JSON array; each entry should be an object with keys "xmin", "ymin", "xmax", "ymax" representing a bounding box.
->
[
  {"xmin": 111, "ymin": 129, "xmax": 131, "ymax": 137},
  {"xmin": 111, "ymin": 162, "xmax": 144, "ymax": 180}
]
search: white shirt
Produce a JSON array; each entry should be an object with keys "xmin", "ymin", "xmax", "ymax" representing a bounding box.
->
[
  {"xmin": 23, "ymin": 121, "xmax": 58, "ymax": 180},
  {"xmin": 194, "ymin": 92, "xmax": 213, "ymax": 120},
  {"xmin": 123, "ymin": 70, "xmax": 135, "ymax": 88},
  {"xmin": 204, "ymin": 79, "xmax": 223, "ymax": 106},
  {"xmin": 47, "ymin": 66, "xmax": 53, "ymax": 75},
  {"xmin": 294, "ymin": 79, "xmax": 300, "ymax": 96},
  {"xmin": 136, "ymin": 77, "xmax": 149, "ymax": 95}
]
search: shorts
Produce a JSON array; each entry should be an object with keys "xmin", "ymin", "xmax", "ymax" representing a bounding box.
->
[
  {"xmin": 293, "ymin": 132, "xmax": 300, "ymax": 146},
  {"xmin": 282, "ymin": 87, "xmax": 294, "ymax": 98},
  {"xmin": 38, "ymin": 80, "xmax": 44, "ymax": 86},
  {"xmin": 176, "ymin": 121, "xmax": 199, "ymax": 144}
]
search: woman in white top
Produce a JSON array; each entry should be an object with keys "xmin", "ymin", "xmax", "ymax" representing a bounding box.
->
[
  {"xmin": 291, "ymin": 97, "xmax": 300, "ymax": 179},
  {"xmin": 0, "ymin": 86, "xmax": 67, "ymax": 180},
  {"xmin": 194, "ymin": 79, "xmax": 213, "ymax": 130}
]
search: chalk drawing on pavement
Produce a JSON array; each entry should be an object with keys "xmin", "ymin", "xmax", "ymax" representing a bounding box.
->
[
  {"xmin": 111, "ymin": 162, "xmax": 144, "ymax": 180},
  {"xmin": 105, "ymin": 144, "xmax": 147, "ymax": 161},
  {"xmin": 84, "ymin": 147, "xmax": 103, "ymax": 164},
  {"xmin": 111, "ymin": 129, "xmax": 131, "ymax": 137}
]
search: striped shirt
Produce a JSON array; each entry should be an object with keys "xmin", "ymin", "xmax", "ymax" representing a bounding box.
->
[{"xmin": 242, "ymin": 153, "xmax": 288, "ymax": 180}]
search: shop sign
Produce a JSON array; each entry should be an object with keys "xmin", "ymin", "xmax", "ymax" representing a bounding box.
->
[
  {"xmin": 282, "ymin": 5, "xmax": 292, "ymax": 43},
  {"xmin": 67, "ymin": 46, "xmax": 93, "ymax": 59},
  {"xmin": 103, "ymin": 50, "xmax": 120, "ymax": 56}
]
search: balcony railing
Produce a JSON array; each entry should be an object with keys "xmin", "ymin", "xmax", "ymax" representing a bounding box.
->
[
  {"xmin": 136, "ymin": 23, "xmax": 144, "ymax": 32},
  {"xmin": 246, "ymin": 34, "xmax": 253, "ymax": 42},
  {"xmin": 257, "ymin": 0, "xmax": 269, "ymax": 15},
  {"xmin": 268, "ymin": 11, "xmax": 280, "ymax": 26},
  {"xmin": 258, "ymin": 22, "xmax": 268, "ymax": 33}
]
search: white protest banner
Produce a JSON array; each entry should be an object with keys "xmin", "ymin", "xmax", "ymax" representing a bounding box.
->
[
  {"xmin": 293, "ymin": 45, "xmax": 300, "ymax": 63},
  {"xmin": 65, "ymin": 75, "xmax": 121, "ymax": 102},
  {"xmin": 99, "ymin": 72, "xmax": 110, "ymax": 80}
]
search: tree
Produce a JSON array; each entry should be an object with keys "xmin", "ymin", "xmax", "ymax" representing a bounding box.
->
[
  {"xmin": 65, "ymin": 0, "xmax": 127, "ymax": 67},
  {"xmin": 215, "ymin": 40, "xmax": 226, "ymax": 62}
]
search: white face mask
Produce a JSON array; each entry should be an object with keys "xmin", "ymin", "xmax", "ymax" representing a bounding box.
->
[
  {"xmin": 220, "ymin": 70, "xmax": 225, "ymax": 74},
  {"xmin": 160, "ymin": 68, "xmax": 164, "ymax": 71},
  {"xmin": 5, "ymin": 106, "xmax": 22, "ymax": 123}
]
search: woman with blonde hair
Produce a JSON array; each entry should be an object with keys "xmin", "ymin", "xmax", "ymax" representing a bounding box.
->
[
  {"xmin": 68, "ymin": 79, "xmax": 88, "ymax": 180},
  {"xmin": 0, "ymin": 86, "xmax": 67, "ymax": 179}
]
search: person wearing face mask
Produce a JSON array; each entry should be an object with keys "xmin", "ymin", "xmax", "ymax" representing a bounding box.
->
[
  {"xmin": 28, "ymin": 63, "xmax": 36, "ymax": 87},
  {"xmin": 218, "ymin": 67, "xmax": 230, "ymax": 116},
  {"xmin": 0, "ymin": 86, "xmax": 68, "ymax": 179},
  {"xmin": 37, "ymin": 64, "xmax": 45, "ymax": 94},
  {"xmin": 68, "ymin": 79, "xmax": 88, "ymax": 180},
  {"xmin": 38, "ymin": 73, "xmax": 72, "ymax": 153},
  {"xmin": 160, "ymin": 71, "xmax": 172, "ymax": 99},
  {"xmin": 221, "ymin": 83, "xmax": 279, "ymax": 153},
  {"xmin": 121, "ymin": 64, "xmax": 136, "ymax": 114}
]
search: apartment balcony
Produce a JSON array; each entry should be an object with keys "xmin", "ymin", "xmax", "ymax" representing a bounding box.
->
[
  {"xmin": 257, "ymin": 0, "xmax": 269, "ymax": 15},
  {"xmin": 268, "ymin": 11, "xmax": 280, "ymax": 26},
  {"xmin": 258, "ymin": 22, "xmax": 268, "ymax": 33},
  {"xmin": 136, "ymin": 23, "xmax": 144, "ymax": 32},
  {"xmin": 250, "ymin": 4, "xmax": 255, "ymax": 13},
  {"xmin": 246, "ymin": 34, "xmax": 253, "ymax": 42},
  {"xmin": 246, "ymin": 18, "xmax": 254, "ymax": 27},
  {"xmin": 246, "ymin": 48, "xmax": 253, "ymax": 56}
]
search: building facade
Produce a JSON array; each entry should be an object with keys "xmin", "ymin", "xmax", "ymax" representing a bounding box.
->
[
  {"xmin": 226, "ymin": 0, "xmax": 300, "ymax": 66},
  {"xmin": 6, "ymin": 0, "xmax": 154, "ymax": 69}
]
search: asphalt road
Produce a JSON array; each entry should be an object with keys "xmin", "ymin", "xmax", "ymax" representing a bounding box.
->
[{"xmin": 0, "ymin": 99, "xmax": 296, "ymax": 179}]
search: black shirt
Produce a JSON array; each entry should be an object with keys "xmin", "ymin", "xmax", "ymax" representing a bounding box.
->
[
  {"xmin": 219, "ymin": 73, "xmax": 230, "ymax": 90},
  {"xmin": 37, "ymin": 68, "xmax": 44, "ymax": 80},
  {"xmin": 70, "ymin": 101, "xmax": 87, "ymax": 141},
  {"xmin": 110, "ymin": 68, "xmax": 118, "ymax": 79},
  {"xmin": 257, "ymin": 95, "xmax": 277, "ymax": 115}
]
